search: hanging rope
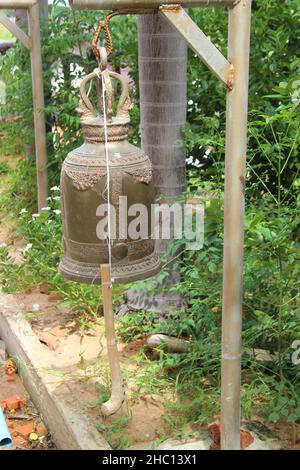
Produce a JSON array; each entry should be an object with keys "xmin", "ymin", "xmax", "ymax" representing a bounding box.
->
[
  {"xmin": 100, "ymin": 70, "xmax": 113, "ymax": 283},
  {"xmin": 92, "ymin": 9, "xmax": 156, "ymax": 61}
]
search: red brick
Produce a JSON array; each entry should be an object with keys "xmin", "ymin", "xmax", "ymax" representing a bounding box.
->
[
  {"xmin": 36, "ymin": 424, "xmax": 47, "ymax": 437},
  {"xmin": 39, "ymin": 283, "xmax": 51, "ymax": 294},
  {"xmin": 208, "ymin": 422, "xmax": 221, "ymax": 444},
  {"xmin": 13, "ymin": 436, "xmax": 28, "ymax": 447},
  {"xmin": 4, "ymin": 395, "xmax": 27, "ymax": 411},
  {"xmin": 48, "ymin": 293, "xmax": 61, "ymax": 302},
  {"xmin": 18, "ymin": 397, "xmax": 27, "ymax": 408},
  {"xmin": 5, "ymin": 397, "xmax": 19, "ymax": 411},
  {"xmin": 15, "ymin": 421, "xmax": 35, "ymax": 438},
  {"xmin": 241, "ymin": 430, "xmax": 254, "ymax": 450}
]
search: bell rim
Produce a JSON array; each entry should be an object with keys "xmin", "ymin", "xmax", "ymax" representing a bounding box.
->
[{"xmin": 58, "ymin": 254, "xmax": 161, "ymax": 285}]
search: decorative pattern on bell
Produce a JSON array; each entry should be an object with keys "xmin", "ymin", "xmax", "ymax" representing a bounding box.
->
[{"xmin": 59, "ymin": 68, "xmax": 161, "ymax": 284}]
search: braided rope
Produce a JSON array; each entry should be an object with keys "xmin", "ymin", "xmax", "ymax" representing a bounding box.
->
[{"xmin": 92, "ymin": 9, "xmax": 156, "ymax": 60}]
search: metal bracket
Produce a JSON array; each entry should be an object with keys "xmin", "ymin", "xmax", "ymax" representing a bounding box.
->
[{"xmin": 159, "ymin": 5, "xmax": 234, "ymax": 88}]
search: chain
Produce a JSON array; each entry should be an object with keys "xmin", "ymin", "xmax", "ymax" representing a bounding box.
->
[{"xmin": 92, "ymin": 9, "xmax": 156, "ymax": 61}]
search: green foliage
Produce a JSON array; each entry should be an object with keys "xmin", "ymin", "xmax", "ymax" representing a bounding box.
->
[
  {"xmin": 186, "ymin": 0, "xmax": 300, "ymax": 195},
  {"xmin": 117, "ymin": 311, "xmax": 159, "ymax": 343},
  {"xmin": 0, "ymin": 24, "xmax": 14, "ymax": 41},
  {"xmin": 103, "ymin": 415, "xmax": 132, "ymax": 450},
  {"xmin": 0, "ymin": 161, "xmax": 8, "ymax": 174},
  {"xmin": 0, "ymin": 188, "xmax": 103, "ymax": 330},
  {"xmin": 0, "ymin": 0, "xmax": 138, "ymax": 211}
]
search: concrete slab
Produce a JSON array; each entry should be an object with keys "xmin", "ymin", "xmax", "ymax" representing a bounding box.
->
[{"xmin": 156, "ymin": 431, "xmax": 212, "ymax": 450}]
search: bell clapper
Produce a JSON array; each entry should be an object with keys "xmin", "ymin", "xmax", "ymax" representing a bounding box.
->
[{"xmin": 100, "ymin": 264, "xmax": 124, "ymax": 416}]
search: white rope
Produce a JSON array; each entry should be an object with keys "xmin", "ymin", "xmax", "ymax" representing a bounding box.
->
[{"xmin": 101, "ymin": 71, "xmax": 113, "ymax": 284}]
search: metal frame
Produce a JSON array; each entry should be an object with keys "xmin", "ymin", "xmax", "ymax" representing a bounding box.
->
[
  {"xmin": 70, "ymin": 0, "xmax": 251, "ymax": 451},
  {"xmin": 0, "ymin": 0, "xmax": 47, "ymax": 211}
]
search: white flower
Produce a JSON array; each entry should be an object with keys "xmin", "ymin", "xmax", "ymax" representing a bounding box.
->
[
  {"xmin": 205, "ymin": 148, "xmax": 212, "ymax": 157},
  {"xmin": 41, "ymin": 207, "xmax": 51, "ymax": 211},
  {"xmin": 50, "ymin": 186, "xmax": 60, "ymax": 191},
  {"xmin": 194, "ymin": 159, "xmax": 203, "ymax": 168},
  {"xmin": 32, "ymin": 304, "xmax": 40, "ymax": 312},
  {"xmin": 188, "ymin": 99, "xmax": 194, "ymax": 105},
  {"xmin": 0, "ymin": 242, "xmax": 7, "ymax": 248},
  {"xmin": 32, "ymin": 213, "xmax": 39, "ymax": 219},
  {"xmin": 53, "ymin": 209, "xmax": 61, "ymax": 215},
  {"xmin": 53, "ymin": 196, "xmax": 60, "ymax": 201},
  {"xmin": 19, "ymin": 208, "xmax": 28, "ymax": 215},
  {"xmin": 23, "ymin": 243, "xmax": 33, "ymax": 253}
]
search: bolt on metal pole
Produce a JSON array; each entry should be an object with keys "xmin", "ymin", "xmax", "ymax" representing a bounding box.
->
[
  {"xmin": 28, "ymin": 2, "xmax": 48, "ymax": 210},
  {"xmin": 221, "ymin": 0, "xmax": 251, "ymax": 450}
]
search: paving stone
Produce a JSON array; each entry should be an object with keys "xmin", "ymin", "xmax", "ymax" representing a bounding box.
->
[
  {"xmin": 156, "ymin": 431, "xmax": 212, "ymax": 450},
  {"xmin": 242, "ymin": 421, "xmax": 288, "ymax": 450}
]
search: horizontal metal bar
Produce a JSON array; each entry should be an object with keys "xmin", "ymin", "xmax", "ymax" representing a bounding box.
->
[
  {"xmin": 69, "ymin": 0, "xmax": 238, "ymax": 10},
  {"xmin": 0, "ymin": 12, "xmax": 30, "ymax": 49},
  {"xmin": 0, "ymin": 0, "xmax": 36, "ymax": 8},
  {"xmin": 159, "ymin": 6, "xmax": 231, "ymax": 87}
]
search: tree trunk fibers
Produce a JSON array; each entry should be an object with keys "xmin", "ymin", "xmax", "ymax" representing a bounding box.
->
[
  {"xmin": 125, "ymin": 14, "xmax": 187, "ymax": 316},
  {"xmin": 138, "ymin": 13, "xmax": 187, "ymax": 212}
]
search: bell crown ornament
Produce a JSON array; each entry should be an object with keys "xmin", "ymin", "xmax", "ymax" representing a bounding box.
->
[{"xmin": 59, "ymin": 66, "xmax": 161, "ymax": 284}]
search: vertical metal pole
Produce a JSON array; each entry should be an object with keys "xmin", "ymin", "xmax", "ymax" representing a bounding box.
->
[
  {"xmin": 28, "ymin": 3, "xmax": 48, "ymax": 211},
  {"xmin": 221, "ymin": 0, "xmax": 251, "ymax": 450}
]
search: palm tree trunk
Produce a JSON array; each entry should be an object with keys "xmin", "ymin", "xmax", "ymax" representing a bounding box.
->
[{"xmin": 125, "ymin": 13, "xmax": 187, "ymax": 316}]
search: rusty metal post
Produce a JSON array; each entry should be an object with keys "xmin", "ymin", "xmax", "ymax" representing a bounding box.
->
[
  {"xmin": 221, "ymin": 0, "xmax": 251, "ymax": 450},
  {"xmin": 28, "ymin": 2, "xmax": 48, "ymax": 210}
]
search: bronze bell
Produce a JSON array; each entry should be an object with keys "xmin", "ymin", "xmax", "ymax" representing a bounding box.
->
[{"xmin": 59, "ymin": 68, "xmax": 161, "ymax": 284}]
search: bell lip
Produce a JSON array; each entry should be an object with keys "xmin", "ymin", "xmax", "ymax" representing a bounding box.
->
[{"xmin": 58, "ymin": 255, "xmax": 161, "ymax": 285}]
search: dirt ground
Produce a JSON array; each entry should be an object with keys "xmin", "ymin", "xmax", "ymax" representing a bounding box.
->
[
  {"xmin": 11, "ymin": 289, "xmax": 172, "ymax": 448},
  {"xmin": 2, "ymin": 287, "xmax": 298, "ymax": 450}
]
